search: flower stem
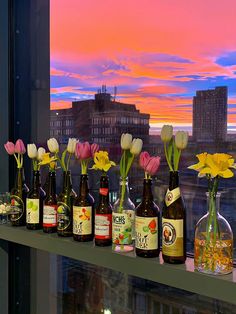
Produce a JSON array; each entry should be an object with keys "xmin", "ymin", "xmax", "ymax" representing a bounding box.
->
[{"xmin": 164, "ymin": 142, "xmax": 173, "ymax": 171}]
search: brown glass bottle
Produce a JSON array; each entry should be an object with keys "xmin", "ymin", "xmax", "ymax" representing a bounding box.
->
[
  {"xmin": 43, "ymin": 171, "xmax": 58, "ymax": 233},
  {"xmin": 162, "ymin": 171, "xmax": 186, "ymax": 264},
  {"xmin": 10, "ymin": 167, "xmax": 29, "ymax": 226},
  {"xmin": 95, "ymin": 175, "xmax": 112, "ymax": 246},
  {"xmin": 73, "ymin": 174, "xmax": 94, "ymax": 242},
  {"xmin": 26, "ymin": 170, "xmax": 46, "ymax": 230},
  {"xmin": 57, "ymin": 171, "xmax": 76, "ymax": 237},
  {"xmin": 135, "ymin": 179, "xmax": 160, "ymax": 258}
]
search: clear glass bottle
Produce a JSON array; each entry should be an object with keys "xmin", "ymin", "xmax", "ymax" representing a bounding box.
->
[
  {"xmin": 112, "ymin": 177, "xmax": 135, "ymax": 252},
  {"xmin": 194, "ymin": 192, "xmax": 233, "ymax": 275}
]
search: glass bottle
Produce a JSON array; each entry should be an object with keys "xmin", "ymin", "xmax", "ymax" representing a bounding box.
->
[
  {"xmin": 112, "ymin": 177, "xmax": 135, "ymax": 252},
  {"xmin": 95, "ymin": 175, "xmax": 112, "ymax": 246},
  {"xmin": 10, "ymin": 167, "xmax": 29, "ymax": 226},
  {"xmin": 73, "ymin": 174, "xmax": 94, "ymax": 242},
  {"xmin": 194, "ymin": 192, "xmax": 233, "ymax": 275},
  {"xmin": 43, "ymin": 171, "xmax": 58, "ymax": 233},
  {"xmin": 26, "ymin": 170, "xmax": 46, "ymax": 230},
  {"xmin": 57, "ymin": 171, "xmax": 76, "ymax": 237},
  {"xmin": 135, "ymin": 178, "xmax": 160, "ymax": 258},
  {"xmin": 162, "ymin": 171, "xmax": 186, "ymax": 264}
]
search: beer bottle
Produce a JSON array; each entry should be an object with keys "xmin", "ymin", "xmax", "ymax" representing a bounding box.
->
[
  {"xmin": 43, "ymin": 171, "xmax": 57, "ymax": 233},
  {"xmin": 95, "ymin": 175, "xmax": 112, "ymax": 246},
  {"xmin": 162, "ymin": 171, "xmax": 186, "ymax": 264},
  {"xmin": 73, "ymin": 174, "xmax": 94, "ymax": 242},
  {"xmin": 135, "ymin": 178, "xmax": 160, "ymax": 258}
]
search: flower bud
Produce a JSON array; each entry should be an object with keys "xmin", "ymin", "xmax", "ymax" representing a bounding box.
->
[
  {"xmin": 67, "ymin": 138, "xmax": 77, "ymax": 154},
  {"xmin": 145, "ymin": 156, "xmax": 161, "ymax": 176},
  {"xmin": 120, "ymin": 133, "xmax": 132, "ymax": 150},
  {"xmin": 15, "ymin": 139, "xmax": 26, "ymax": 154},
  {"xmin": 27, "ymin": 144, "xmax": 37, "ymax": 159},
  {"xmin": 175, "ymin": 131, "xmax": 188, "ymax": 150},
  {"xmin": 4, "ymin": 141, "xmax": 15, "ymax": 155},
  {"xmin": 161, "ymin": 125, "xmax": 173, "ymax": 142},
  {"xmin": 139, "ymin": 151, "xmax": 150, "ymax": 170},
  {"xmin": 37, "ymin": 147, "xmax": 46, "ymax": 161},
  {"xmin": 91, "ymin": 143, "xmax": 99, "ymax": 157},
  {"xmin": 75, "ymin": 142, "xmax": 91, "ymax": 160},
  {"xmin": 47, "ymin": 138, "xmax": 59, "ymax": 153},
  {"xmin": 130, "ymin": 138, "xmax": 143, "ymax": 155}
]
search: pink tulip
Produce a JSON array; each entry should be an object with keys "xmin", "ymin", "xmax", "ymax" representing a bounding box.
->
[
  {"xmin": 145, "ymin": 157, "xmax": 161, "ymax": 176},
  {"xmin": 75, "ymin": 142, "xmax": 91, "ymax": 160},
  {"xmin": 91, "ymin": 143, "xmax": 99, "ymax": 157},
  {"xmin": 4, "ymin": 141, "xmax": 15, "ymax": 155},
  {"xmin": 15, "ymin": 139, "xmax": 26, "ymax": 154},
  {"xmin": 139, "ymin": 151, "xmax": 150, "ymax": 171}
]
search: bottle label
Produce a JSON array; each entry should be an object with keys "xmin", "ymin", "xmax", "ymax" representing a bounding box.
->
[
  {"xmin": 112, "ymin": 210, "xmax": 134, "ymax": 245},
  {"xmin": 26, "ymin": 198, "xmax": 40, "ymax": 224},
  {"xmin": 162, "ymin": 218, "xmax": 184, "ymax": 256},
  {"xmin": 95, "ymin": 214, "xmax": 112, "ymax": 239},
  {"xmin": 99, "ymin": 188, "xmax": 108, "ymax": 196},
  {"xmin": 135, "ymin": 216, "xmax": 158, "ymax": 250},
  {"xmin": 10, "ymin": 195, "xmax": 24, "ymax": 221},
  {"xmin": 43, "ymin": 205, "xmax": 58, "ymax": 227},
  {"xmin": 73, "ymin": 206, "xmax": 92, "ymax": 235},
  {"xmin": 57, "ymin": 202, "xmax": 71, "ymax": 231},
  {"xmin": 165, "ymin": 188, "xmax": 181, "ymax": 206}
]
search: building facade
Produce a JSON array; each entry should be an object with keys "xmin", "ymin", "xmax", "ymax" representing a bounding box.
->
[{"xmin": 192, "ymin": 86, "xmax": 227, "ymax": 142}]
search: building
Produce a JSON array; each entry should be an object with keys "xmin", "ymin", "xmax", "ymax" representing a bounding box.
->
[{"xmin": 192, "ymin": 86, "xmax": 227, "ymax": 142}]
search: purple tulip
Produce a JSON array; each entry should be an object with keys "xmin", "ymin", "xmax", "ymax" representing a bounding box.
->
[
  {"xmin": 145, "ymin": 156, "xmax": 161, "ymax": 176},
  {"xmin": 75, "ymin": 142, "xmax": 91, "ymax": 160},
  {"xmin": 91, "ymin": 143, "xmax": 99, "ymax": 157},
  {"xmin": 139, "ymin": 151, "xmax": 150, "ymax": 171},
  {"xmin": 4, "ymin": 141, "xmax": 15, "ymax": 155},
  {"xmin": 15, "ymin": 139, "xmax": 26, "ymax": 154}
]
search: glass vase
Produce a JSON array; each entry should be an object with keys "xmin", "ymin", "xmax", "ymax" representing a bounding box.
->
[
  {"xmin": 194, "ymin": 192, "xmax": 233, "ymax": 275},
  {"xmin": 112, "ymin": 177, "xmax": 135, "ymax": 252}
]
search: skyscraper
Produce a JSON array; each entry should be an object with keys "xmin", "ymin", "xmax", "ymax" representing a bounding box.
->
[{"xmin": 192, "ymin": 86, "xmax": 227, "ymax": 142}]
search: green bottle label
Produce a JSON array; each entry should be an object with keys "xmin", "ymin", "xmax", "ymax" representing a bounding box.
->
[
  {"xmin": 57, "ymin": 202, "xmax": 71, "ymax": 231},
  {"xmin": 10, "ymin": 195, "xmax": 24, "ymax": 221}
]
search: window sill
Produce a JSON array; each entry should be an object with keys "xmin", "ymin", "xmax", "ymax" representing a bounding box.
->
[{"xmin": 0, "ymin": 224, "xmax": 235, "ymax": 305}]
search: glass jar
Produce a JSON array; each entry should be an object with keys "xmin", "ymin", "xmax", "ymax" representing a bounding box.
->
[{"xmin": 194, "ymin": 192, "xmax": 233, "ymax": 275}]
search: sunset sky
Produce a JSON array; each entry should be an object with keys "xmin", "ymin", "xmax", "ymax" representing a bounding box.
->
[{"xmin": 50, "ymin": 0, "xmax": 236, "ymax": 132}]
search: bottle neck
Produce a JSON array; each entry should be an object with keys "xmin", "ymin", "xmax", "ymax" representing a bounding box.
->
[
  {"xmin": 169, "ymin": 171, "xmax": 179, "ymax": 190},
  {"xmin": 99, "ymin": 175, "xmax": 109, "ymax": 203},
  {"xmin": 119, "ymin": 177, "xmax": 130, "ymax": 200},
  {"xmin": 79, "ymin": 174, "xmax": 89, "ymax": 197},
  {"xmin": 142, "ymin": 179, "xmax": 153, "ymax": 200},
  {"xmin": 48, "ymin": 172, "xmax": 56, "ymax": 196},
  {"xmin": 207, "ymin": 192, "xmax": 220, "ymax": 214},
  {"xmin": 15, "ymin": 167, "xmax": 25, "ymax": 188},
  {"xmin": 62, "ymin": 171, "xmax": 72, "ymax": 192},
  {"xmin": 32, "ymin": 170, "xmax": 41, "ymax": 189}
]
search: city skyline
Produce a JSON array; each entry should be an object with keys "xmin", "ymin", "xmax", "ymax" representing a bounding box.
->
[{"xmin": 50, "ymin": 0, "xmax": 236, "ymax": 132}]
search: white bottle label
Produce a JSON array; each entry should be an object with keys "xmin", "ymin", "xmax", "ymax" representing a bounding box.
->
[
  {"xmin": 73, "ymin": 206, "xmax": 92, "ymax": 235},
  {"xmin": 135, "ymin": 216, "xmax": 158, "ymax": 250},
  {"xmin": 112, "ymin": 210, "xmax": 134, "ymax": 245},
  {"xmin": 95, "ymin": 214, "xmax": 112, "ymax": 239},
  {"xmin": 26, "ymin": 198, "xmax": 40, "ymax": 224},
  {"xmin": 43, "ymin": 205, "xmax": 57, "ymax": 227}
]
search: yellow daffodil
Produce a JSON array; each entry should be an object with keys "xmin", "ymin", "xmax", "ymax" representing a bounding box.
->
[
  {"xmin": 188, "ymin": 152, "xmax": 208, "ymax": 176},
  {"xmin": 91, "ymin": 151, "xmax": 116, "ymax": 172},
  {"xmin": 39, "ymin": 153, "xmax": 57, "ymax": 166}
]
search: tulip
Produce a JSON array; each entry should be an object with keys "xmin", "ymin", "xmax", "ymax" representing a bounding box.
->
[
  {"xmin": 161, "ymin": 125, "xmax": 173, "ymax": 142},
  {"xmin": 14, "ymin": 139, "xmax": 26, "ymax": 154},
  {"xmin": 75, "ymin": 142, "xmax": 91, "ymax": 160},
  {"xmin": 120, "ymin": 133, "xmax": 132, "ymax": 150},
  {"xmin": 145, "ymin": 157, "xmax": 161, "ymax": 176},
  {"xmin": 47, "ymin": 138, "xmax": 59, "ymax": 153},
  {"xmin": 4, "ymin": 141, "xmax": 15, "ymax": 155},
  {"xmin": 37, "ymin": 147, "xmax": 46, "ymax": 161},
  {"xmin": 175, "ymin": 131, "xmax": 189, "ymax": 150},
  {"xmin": 91, "ymin": 143, "xmax": 99, "ymax": 157},
  {"xmin": 67, "ymin": 138, "xmax": 77, "ymax": 154},
  {"xmin": 27, "ymin": 144, "xmax": 37, "ymax": 159},
  {"xmin": 130, "ymin": 138, "xmax": 143, "ymax": 155},
  {"xmin": 139, "ymin": 151, "xmax": 151, "ymax": 171}
]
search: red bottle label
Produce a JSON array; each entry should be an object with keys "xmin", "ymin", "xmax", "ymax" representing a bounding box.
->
[
  {"xmin": 95, "ymin": 214, "xmax": 112, "ymax": 239},
  {"xmin": 43, "ymin": 205, "xmax": 58, "ymax": 227},
  {"xmin": 99, "ymin": 188, "xmax": 109, "ymax": 196}
]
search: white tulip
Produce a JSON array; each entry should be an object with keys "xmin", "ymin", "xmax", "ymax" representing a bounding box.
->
[
  {"xmin": 47, "ymin": 138, "xmax": 59, "ymax": 153},
  {"xmin": 175, "ymin": 131, "xmax": 189, "ymax": 150},
  {"xmin": 27, "ymin": 144, "xmax": 37, "ymax": 159},
  {"xmin": 37, "ymin": 147, "xmax": 46, "ymax": 161},
  {"xmin": 130, "ymin": 138, "xmax": 143, "ymax": 155},
  {"xmin": 67, "ymin": 138, "xmax": 77, "ymax": 154},
  {"xmin": 120, "ymin": 133, "xmax": 132, "ymax": 150},
  {"xmin": 161, "ymin": 125, "xmax": 173, "ymax": 142}
]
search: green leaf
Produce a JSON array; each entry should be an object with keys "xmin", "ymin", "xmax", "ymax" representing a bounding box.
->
[{"xmin": 167, "ymin": 139, "xmax": 173, "ymax": 167}]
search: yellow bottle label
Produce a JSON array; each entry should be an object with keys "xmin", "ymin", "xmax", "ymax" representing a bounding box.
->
[
  {"xmin": 73, "ymin": 206, "xmax": 92, "ymax": 235},
  {"xmin": 26, "ymin": 198, "xmax": 40, "ymax": 224},
  {"xmin": 165, "ymin": 187, "xmax": 180, "ymax": 206},
  {"xmin": 135, "ymin": 216, "xmax": 158, "ymax": 250},
  {"xmin": 162, "ymin": 218, "xmax": 183, "ymax": 256}
]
